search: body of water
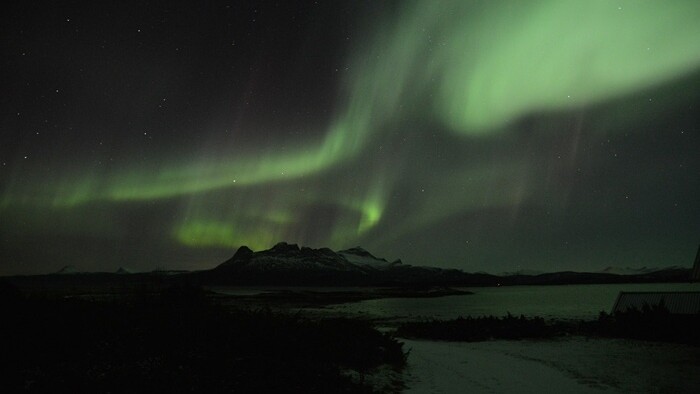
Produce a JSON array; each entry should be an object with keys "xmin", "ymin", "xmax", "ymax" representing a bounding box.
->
[{"xmin": 326, "ymin": 283, "xmax": 700, "ymax": 321}]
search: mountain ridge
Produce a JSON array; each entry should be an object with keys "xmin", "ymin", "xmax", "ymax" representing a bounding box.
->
[
  {"xmin": 206, "ymin": 242, "xmax": 485, "ymax": 286},
  {"xmin": 3, "ymin": 242, "xmax": 693, "ymax": 287},
  {"xmin": 202, "ymin": 242, "xmax": 693, "ymax": 286}
]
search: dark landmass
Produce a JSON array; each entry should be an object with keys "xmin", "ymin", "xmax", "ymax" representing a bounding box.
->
[
  {"xmin": 0, "ymin": 281, "xmax": 407, "ymax": 393},
  {"xmin": 498, "ymin": 267, "xmax": 692, "ymax": 286},
  {"xmin": 395, "ymin": 303, "xmax": 700, "ymax": 345}
]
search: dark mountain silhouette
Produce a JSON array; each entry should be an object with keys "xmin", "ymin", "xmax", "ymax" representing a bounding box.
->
[
  {"xmin": 2, "ymin": 242, "xmax": 693, "ymax": 289},
  {"xmin": 204, "ymin": 242, "xmax": 496, "ymax": 286}
]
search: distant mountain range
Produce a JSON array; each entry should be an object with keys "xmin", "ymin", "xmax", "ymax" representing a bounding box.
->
[
  {"xmin": 194, "ymin": 242, "xmax": 693, "ymax": 286},
  {"xmin": 7, "ymin": 242, "xmax": 694, "ymax": 287}
]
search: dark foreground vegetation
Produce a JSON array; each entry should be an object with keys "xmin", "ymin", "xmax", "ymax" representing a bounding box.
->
[
  {"xmin": 590, "ymin": 302, "xmax": 700, "ymax": 345},
  {"xmin": 0, "ymin": 282, "xmax": 406, "ymax": 393},
  {"xmin": 395, "ymin": 303, "xmax": 700, "ymax": 345},
  {"xmin": 395, "ymin": 314, "xmax": 564, "ymax": 341}
]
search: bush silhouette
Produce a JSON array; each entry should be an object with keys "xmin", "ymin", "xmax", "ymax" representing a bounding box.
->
[
  {"xmin": 591, "ymin": 301, "xmax": 700, "ymax": 344},
  {"xmin": 396, "ymin": 313, "xmax": 560, "ymax": 341}
]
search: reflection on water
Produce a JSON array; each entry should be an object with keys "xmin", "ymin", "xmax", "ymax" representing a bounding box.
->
[{"xmin": 327, "ymin": 283, "xmax": 700, "ymax": 321}]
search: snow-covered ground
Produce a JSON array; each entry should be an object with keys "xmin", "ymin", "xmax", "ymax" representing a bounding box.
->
[{"xmin": 401, "ymin": 337, "xmax": 700, "ymax": 393}]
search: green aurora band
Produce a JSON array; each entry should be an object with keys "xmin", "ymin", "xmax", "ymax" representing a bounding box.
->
[{"xmin": 2, "ymin": 0, "xmax": 700, "ymax": 266}]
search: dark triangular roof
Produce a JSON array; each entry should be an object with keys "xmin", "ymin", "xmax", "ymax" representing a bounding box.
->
[{"xmin": 692, "ymin": 244, "xmax": 700, "ymax": 282}]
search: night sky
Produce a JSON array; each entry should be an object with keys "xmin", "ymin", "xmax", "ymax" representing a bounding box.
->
[{"xmin": 1, "ymin": 0, "xmax": 699, "ymax": 275}]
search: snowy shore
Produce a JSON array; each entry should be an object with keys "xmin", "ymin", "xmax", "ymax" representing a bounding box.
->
[{"xmin": 401, "ymin": 337, "xmax": 700, "ymax": 393}]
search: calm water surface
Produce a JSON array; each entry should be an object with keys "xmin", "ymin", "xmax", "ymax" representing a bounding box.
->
[{"xmin": 327, "ymin": 283, "xmax": 700, "ymax": 320}]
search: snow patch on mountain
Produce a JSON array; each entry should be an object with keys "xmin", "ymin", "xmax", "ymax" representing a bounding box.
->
[
  {"xmin": 338, "ymin": 247, "xmax": 399, "ymax": 269},
  {"xmin": 599, "ymin": 266, "xmax": 685, "ymax": 275}
]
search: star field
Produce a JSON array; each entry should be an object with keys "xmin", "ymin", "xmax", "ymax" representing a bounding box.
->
[{"xmin": 1, "ymin": 0, "xmax": 699, "ymax": 275}]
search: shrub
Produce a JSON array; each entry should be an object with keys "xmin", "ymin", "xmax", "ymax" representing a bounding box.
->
[{"xmin": 395, "ymin": 313, "xmax": 562, "ymax": 341}]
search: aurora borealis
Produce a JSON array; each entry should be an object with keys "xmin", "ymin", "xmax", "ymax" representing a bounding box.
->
[{"xmin": 1, "ymin": 0, "xmax": 699, "ymax": 275}]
